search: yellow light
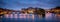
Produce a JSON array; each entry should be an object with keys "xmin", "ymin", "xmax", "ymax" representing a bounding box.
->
[
  {"xmin": 0, "ymin": 12, "xmax": 4, "ymax": 14},
  {"xmin": 28, "ymin": 10, "xmax": 33, "ymax": 13}
]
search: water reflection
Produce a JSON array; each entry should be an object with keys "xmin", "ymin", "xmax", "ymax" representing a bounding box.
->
[
  {"xmin": 45, "ymin": 13, "xmax": 55, "ymax": 20},
  {"xmin": 4, "ymin": 14, "xmax": 35, "ymax": 19},
  {"xmin": 1, "ymin": 13, "xmax": 60, "ymax": 22},
  {"xmin": 4, "ymin": 13, "xmax": 55, "ymax": 19}
]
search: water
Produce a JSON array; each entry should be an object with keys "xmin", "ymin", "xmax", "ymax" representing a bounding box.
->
[{"xmin": 1, "ymin": 13, "xmax": 60, "ymax": 22}]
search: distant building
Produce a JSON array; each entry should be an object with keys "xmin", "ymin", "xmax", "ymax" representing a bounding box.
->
[
  {"xmin": 21, "ymin": 7, "xmax": 45, "ymax": 15},
  {"xmin": 50, "ymin": 6, "xmax": 60, "ymax": 14},
  {"xmin": 0, "ymin": 8, "xmax": 19, "ymax": 14},
  {"xmin": 21, "ymin": 7, "xmax": 35, "ymax": 14}
]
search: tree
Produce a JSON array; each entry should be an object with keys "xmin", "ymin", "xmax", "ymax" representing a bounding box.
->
[{"xmin": 34, "ymin": 8, "xmax": 45, "ymax": 18}]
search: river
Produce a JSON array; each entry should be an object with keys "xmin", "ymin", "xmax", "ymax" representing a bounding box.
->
[{"xmin": 0, "ymin": 13, "xmax": 60, "ymax": 22}]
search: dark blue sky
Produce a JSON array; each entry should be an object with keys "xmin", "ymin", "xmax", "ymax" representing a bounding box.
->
[{"xmin": 1, "ymin": 0, "xmax": 60, "ymax": 10}]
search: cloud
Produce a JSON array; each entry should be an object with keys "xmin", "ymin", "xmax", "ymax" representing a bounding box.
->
[{"xmin": 2, "ymin": 0, "xmax": 59, "ymax": 10}]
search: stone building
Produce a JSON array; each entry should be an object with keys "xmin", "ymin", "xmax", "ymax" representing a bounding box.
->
[
  {"xmin": 21, "ymin": 7, "xmax": 45, "ymax": 15},
  {"xmin": 50, "ymin": 6, "xmax": 60, "ymax": 14}
]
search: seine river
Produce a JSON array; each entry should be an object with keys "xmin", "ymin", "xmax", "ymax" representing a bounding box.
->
[{"xmin": 0, "ymin": 13, "xmax": 60, "ymax": 22}]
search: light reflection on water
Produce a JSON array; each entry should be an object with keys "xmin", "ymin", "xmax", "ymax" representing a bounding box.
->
[
  {"xmin": 4, "ymin": 14, "xmax": 35, "ymax": 19},
  {"xmin": 1, "ymin": 13, "xmax": 60, "ymax": 22}
]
